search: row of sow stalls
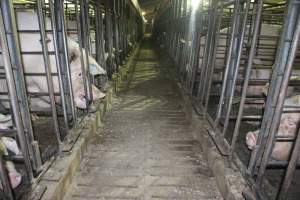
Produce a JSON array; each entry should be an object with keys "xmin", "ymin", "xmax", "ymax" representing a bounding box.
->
[
  {"xmin": 154, "ymin": 0, "xmax": 300, "ymax": 199},
  {"xmin": 0, "ymin": 0, "xmax": 144, "ymax": 199}
]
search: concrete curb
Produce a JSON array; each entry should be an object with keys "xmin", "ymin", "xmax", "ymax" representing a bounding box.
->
[{"xmin": 174, "ymin": 82, "xmax": 246, "ymax": 200}]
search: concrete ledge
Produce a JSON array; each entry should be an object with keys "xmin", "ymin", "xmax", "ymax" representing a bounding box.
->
[{"xmin": 174, "ymin": 82, "xmax": 246, "ymax": 200}]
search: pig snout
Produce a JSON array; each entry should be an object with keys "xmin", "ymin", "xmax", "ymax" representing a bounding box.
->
[
  {"xmin": 74, "ymin": 85, "xmax": 106, "ymax": 109},
  {"xmin": 8, "ymin": 170, "xmax": 22, "ymax": 189},
  {"xmin": 246, "ymin": 130, "xmax": 258, "ymax": 150}
]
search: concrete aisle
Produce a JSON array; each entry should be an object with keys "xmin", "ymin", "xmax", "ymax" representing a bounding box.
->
[{"xmin": 64, "ymin": 39, "xmax": 223, "ymax": 200}]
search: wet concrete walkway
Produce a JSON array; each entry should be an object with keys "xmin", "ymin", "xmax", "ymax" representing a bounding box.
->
[{"xmin": 64, "ymin": 40, "xmax": 222, "ymax": 200}]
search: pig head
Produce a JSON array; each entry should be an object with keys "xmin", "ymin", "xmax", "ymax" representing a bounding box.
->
[{"xmin": 246, "ymin": 95, "xmax": 300, "ymax": 161}]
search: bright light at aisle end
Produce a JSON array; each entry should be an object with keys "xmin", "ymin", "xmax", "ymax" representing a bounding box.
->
[{"xmin": 191, "ymin": 0, "xmax": 201, "ymax": 9}]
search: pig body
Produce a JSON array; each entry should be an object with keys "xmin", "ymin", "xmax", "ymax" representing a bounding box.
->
[
  {"xmin": 0, "ymin": 11, "xmax": 106, "ymax": 110},
  {"xmin": 246, "ymin": 95, "xmax": 300, "ymax": 160}
]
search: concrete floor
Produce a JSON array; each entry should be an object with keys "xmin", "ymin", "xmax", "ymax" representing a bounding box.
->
[{"xmin": 63, "ymin": 39, "xmax": 223, "ymax": 200}]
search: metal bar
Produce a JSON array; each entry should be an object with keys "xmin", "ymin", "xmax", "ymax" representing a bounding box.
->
[
  {"xmin": 0, "ymin": 4, "xmax": 34, "ymax": 181},
  {"xmin": 204, "ymin": 1, "xmax": 224, "ymax": 113},
  {"xmin": 221, "ymin": 0, "xmax": 251, "ymax": 136},
  {"xmin": 55, "ymin": 0, "xmax": 77, "ymax": 123},
  {"xmin": 37, "ymin": 0, "xmax": 62, "ymax": 152},
  {"xmin": 76, "ymin": 0, "xmax": 90, "ymax": 110},
  {"xmin": 231, "ymin": 0, "xmax": 265, "ymax": 154},
  {"xmin": 215, "ymin": 0, "xmax": 240, "ymax": 126},
  {"xmin": 82, "ymin": 0, "xmax": 93, "ymax": 102},
  {"xmin": 40, "ymin": 0, "xmax": 70, "ymax": 130}
]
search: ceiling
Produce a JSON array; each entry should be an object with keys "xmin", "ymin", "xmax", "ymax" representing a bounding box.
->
[{"xmin": 138, "ymin": 0, "xmax": 159, "ymax": 22}]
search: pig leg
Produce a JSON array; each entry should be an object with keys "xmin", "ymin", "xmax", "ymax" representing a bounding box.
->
[{"xmin": 0, "ymin": 139, "xmax": 22, "ymax": 189}]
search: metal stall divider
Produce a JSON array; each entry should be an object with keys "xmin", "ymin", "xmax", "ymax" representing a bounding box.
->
[
  {"xmin": 105, "ymin": 0, "xmax": 116, "ymax": 78},
  {"xmin": 74, "ymin": 0, "xmax": 92, "ymax": 111},
  {"xmin": 197, "ymin": 0, "xmax": 219, "ymax": 104},
  {"xmin": 189, "ymin": 3, "xmax": 209, "ymax": 95},
  {"xmin": 112, "ymin": 0, "xmax": 120, "ymax": 72},
  {"xmin": 0, "ymin": 0, "xmax": 40, "ymax": 187},
  {"xmin": 120, "ymin": 0, "xmax": 126, "ymax": 63},
  {"xmin": 53, "ymin": 0, "xmax": 77, "ymax": 127},
  {"xmin": 95, "ymin": 1, "xmax": 107, "ymax": 72},
  {"xmin": 37, "ymin": 0, "xmax": 62, "ymax": 153},
  {"xmin": 231, "ymin": 0, "xmax": 264, "ymax": 157},
  {"xmin": 0, "ymin": 5, "xmax": 32, "ymax": 200},
  {"xmin": 80, "ymin": 0, "xmax": 93, "ymax": 107},
  {"xmin": 94, "ymin": 1, "xmax": 108, "ymax": 89},
  {"xmin": 202, "ymin": 1, "xmax": 224, "ymax": 112},
  {"xmin": 49, "ymin": 0, "xmax": 74, "ymax": 132},
  {"xmin": 247, "ymin": 0, "xmax": 300, "ymax": 198},
  {"xmin": 198, "ymin": 0, "xmax": 251, "ymax": 155}
]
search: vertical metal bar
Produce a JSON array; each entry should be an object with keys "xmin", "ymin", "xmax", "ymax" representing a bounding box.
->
[
  {"xmin": 37, "ymin": 0, "xmax": 62, "ymax": 152},
  {"xmin": 215, "ymin": 0, "xmax": 240, "ymax": 126},
  {"xmin": 200, "ymin": 0, "xmax": 220, "ymax": 104},
  {"xmin": 112, "ymin": 0, "xmax": 120, "ymax": 72},
  {"xmin": 204, "ymin": 2, "xmax": 224, "ymax": 112},
  {"xmin": 76, "ymin": 0, "xmax": 90, "ymax": 110},
  {"xmin": 95, "ymin": 4, "xmax": 102, "ymax": 64},
  {"xmin": 81, "ymin": 0, "xmax": 93, "ymax": 103},
  {"xmin": 0, "ymin": 6, "xmax": 33, "ymax": 181},
  {"xmin": 49, "ymin": 0, "xmax": 69, "ymax": 130},
  {"xmin": 54, "ymin": 0, "xmax": 77, "ymax": 123},
  {"xmin": 231, "ymin": 0, "xmax": 264, "ymax": 153},
  {"xmin": 278, "ymin": 128, "xmax": 300, "ymax": 199},
  {"xmin": 197, "ymin": 1, "xmax": 215, "ymax": 100}
]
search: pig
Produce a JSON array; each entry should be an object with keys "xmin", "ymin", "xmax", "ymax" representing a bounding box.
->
[
  {"xmin": 246, "ymin": 95, "xmax": 300, "ymax": 160},
  {"xmin": 234, "ymin": 66, "xmax": 300, "ymax": 97},
  {"xmin": 0, "ymin": 114, "xmax": 12, "ymax": 130},
  {"xmin": 0, "ymin": 11, "xmax": 106, "ymax": 110},
  {"xmin": 212, "ymin": 23, "xmax": 281, "ymax": 87},
  {"xmin": 0, "ymin": 137, "xmax": 22, "ymax": 189}
]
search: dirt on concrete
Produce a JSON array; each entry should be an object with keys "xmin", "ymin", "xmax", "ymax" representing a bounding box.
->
[{"xmin": 63, "ymin": 38, "xmax": 223, "ymax": 200}]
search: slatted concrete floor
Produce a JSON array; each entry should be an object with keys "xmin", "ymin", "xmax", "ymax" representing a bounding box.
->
[{"xmin": 64, "ymin": 42, "xmax": 223, "ymax": 200}]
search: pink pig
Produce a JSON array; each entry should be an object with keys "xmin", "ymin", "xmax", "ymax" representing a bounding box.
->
[{"xmin": 246, "ymin": 95, "xmax": 300, "ymax": 160}]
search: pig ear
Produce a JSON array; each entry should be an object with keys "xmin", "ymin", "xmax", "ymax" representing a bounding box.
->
[{"xmin": 92, "ymin": 85, "xmax": 106, "ymax": 100}]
